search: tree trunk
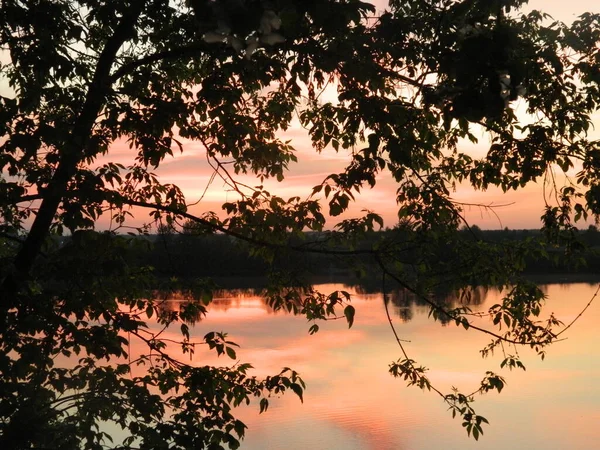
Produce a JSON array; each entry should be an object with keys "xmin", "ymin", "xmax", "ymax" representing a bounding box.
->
[{"xmin": 1, "ymin": 3, "xmax": 145, "ymax": 297}]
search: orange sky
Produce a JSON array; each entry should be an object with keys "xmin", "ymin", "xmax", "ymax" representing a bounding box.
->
[
  {"xmin": 2, "ymin": 1, "xmax": 600, "ymax": 231},
  {"xmin": 115, "ymin": 0, "xmax": 600, "ymax": 232}
]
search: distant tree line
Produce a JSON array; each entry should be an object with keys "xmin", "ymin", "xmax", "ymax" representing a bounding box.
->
[{"xmin": 132, "ymin": 226, "xmax": 600, "ymax": 283}]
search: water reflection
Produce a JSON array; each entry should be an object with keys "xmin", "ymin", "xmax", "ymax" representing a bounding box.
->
[
  {"xmin": 161, "ymin": 281, "xmax": 600, "ymax": 450},
  {"xmin": 155, "ymin": 284, "xmax": 491, "ymax": 326}
]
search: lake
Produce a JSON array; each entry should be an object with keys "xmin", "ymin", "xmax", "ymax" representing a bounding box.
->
[{"xmin": 137, "ymin": 281, "xmax": 600, "ymax": 449}]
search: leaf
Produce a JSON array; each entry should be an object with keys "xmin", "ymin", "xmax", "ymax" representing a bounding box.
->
[
  {"xmin": 201, "ymin": 291, "xmax": 213, "ymax": 306},
  {"xmin": 289, "ymin": 383, "xmax": 304, "ymax": 403},
  {"xmin": 233, "ymin": 420, "xmax": 246, "ymax": 439},
  {"xmin": 259, "ymin": 398, "xmax": 269, "ymax": 413},
  {"xmin": 226, "ymin": 347, "xmax": 237, "ymax": 360},
  {"xmin": 494, "ymin": 378, "xmax": 504, "ymax": 393},
  {"xmin": 461, "ymin": 318, "xmax": 469, "ymax": 330},
  {"xmin": 344, "ymin": 305, "xmax": 356, "ymax": 328},
  {"xmin": 180, "ymin": 323, "xmax": 190, "ymax": 340}
]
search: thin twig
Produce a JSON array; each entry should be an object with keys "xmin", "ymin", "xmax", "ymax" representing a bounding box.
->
[{"xmin": 556, "ymin": 283, "xmax": 600, "ymax": 337}]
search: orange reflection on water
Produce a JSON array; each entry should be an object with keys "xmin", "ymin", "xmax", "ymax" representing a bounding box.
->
[{"xmin": 123, "ymin": 282, "xmax": 600, "ymax": 449}]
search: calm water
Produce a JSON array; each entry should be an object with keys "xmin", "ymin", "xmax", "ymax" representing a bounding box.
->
[{"xmin": 146, "ymin": 282, "xmax": 600, "ymax": 449}]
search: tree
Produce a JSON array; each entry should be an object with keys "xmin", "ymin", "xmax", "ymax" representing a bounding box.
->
[{"xmin": 1, "ymin": 0, "xmax": 600, "ymax": 447}]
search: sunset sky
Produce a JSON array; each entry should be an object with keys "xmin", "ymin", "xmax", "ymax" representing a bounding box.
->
[
  {"xmin": 3, "ymin": 1, "xmax": 600, "ymax": 231},
  {"xmin": 121, "ymin": 0, "xmax": 600, "ymax": 232}
]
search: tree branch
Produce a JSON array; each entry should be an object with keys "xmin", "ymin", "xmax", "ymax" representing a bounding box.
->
[
  {"xmin": 110, "ymin": 43, "xmax": 210, "ymax": 83},
  {"xmin": 114, "ymin": 194, "xmax": 377, "ymax": 257},
  {"xmin": 2, "ymin": 2, "xmax": 147, "ymax": 296},
  {"xmin": 374, "ymin": 253, "xmax": 556, "ymax": 347}
]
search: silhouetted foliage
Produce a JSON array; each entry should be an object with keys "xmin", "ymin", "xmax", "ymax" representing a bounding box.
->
[{"xmin": 2, "ymin": 0, "xmax": 600, "ymax": 447}]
